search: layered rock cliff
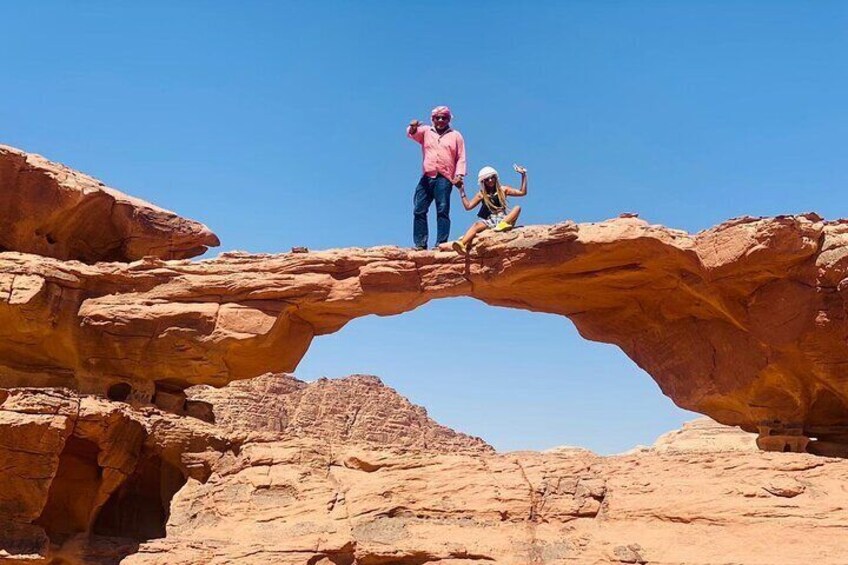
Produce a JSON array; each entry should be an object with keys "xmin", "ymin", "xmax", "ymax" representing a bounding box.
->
[
  {"xmin": 133, "ymin": 417, "xmax": 848, "ymax": 565},
  {"xmin": 3, "ymin": 143, "xmax": 848, "ymax": 564},
  {"xmin": 4, "ymin": 381, "xmax": 847, "ymax": 565},
  {"xmin": 186, "ymin": 373, "xmax": 491, "ymax": 453},
  {"xmin": 2, "ymin": 202, "xmax": 848, "ymax": 451}
]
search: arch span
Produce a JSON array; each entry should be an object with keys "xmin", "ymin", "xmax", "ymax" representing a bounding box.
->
[{"xmin": 2, "ymin": 213, "xmax": 848, "ymax": 451}]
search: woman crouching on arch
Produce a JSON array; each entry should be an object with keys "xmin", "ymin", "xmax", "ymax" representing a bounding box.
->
[{"xmin": 452, "ymin": 164, "xmax": 528, "ymax": 254}]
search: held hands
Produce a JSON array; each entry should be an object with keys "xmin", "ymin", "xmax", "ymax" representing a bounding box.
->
[
  {"xmin": 452, "ymin": 176, "xmax": 464, "ymax": 189},
  {"xmin": 513, "ymin": 163, "xmax": 527, "ymax": 175}
]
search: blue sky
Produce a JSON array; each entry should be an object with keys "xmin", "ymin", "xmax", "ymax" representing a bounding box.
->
[{"xmin": 2, "ymin": 2, "xmax": 846, "ymax": 452}]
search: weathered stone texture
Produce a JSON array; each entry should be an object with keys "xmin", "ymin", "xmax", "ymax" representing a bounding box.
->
[
  {"xmin": 3, "ymin": 144, "xmax": 848, "ymax": 563},
  {"xmin": 4, "ymin": 386, "xmax": 847, "ymax": 565},
  {"xmin": 0, "ymin": 144, "xmax": 218, "ymax": 263},
  {"xmin": 187, "ymin": 373, "xmax": 491, "ymax": 453},
  {"xmin": 3, "ymin": 212, "xmax": 848, "ymax": 448}
]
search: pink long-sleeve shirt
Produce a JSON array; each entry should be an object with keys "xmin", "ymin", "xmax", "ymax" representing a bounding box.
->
[{"xmin": 407, "ymin": 125, "xmax": 467, "ymax": 180}]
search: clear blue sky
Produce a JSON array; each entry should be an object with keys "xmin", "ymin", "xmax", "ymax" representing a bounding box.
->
[{"xmin": 3, "ymin": 2, "xmax": 846, "ymax": 452}]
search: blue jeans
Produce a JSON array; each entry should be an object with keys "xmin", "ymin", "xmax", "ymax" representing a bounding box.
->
[{"xmin": 413, "ymin": 174, "xmax": 452, "ymax": 248}]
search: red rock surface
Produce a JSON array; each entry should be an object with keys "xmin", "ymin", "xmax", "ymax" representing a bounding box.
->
[
  {"xmin": 134, "ymin": 426, "xmax": 848, "ymax": 565},
  {"xmin": 187, "ymin": 373, "xmax": 491, "ymax": 452},
  {"xmin": 4, "ymin": 143, "xmax": 848, "ymax": 563},
  {"xmin": 649, "ymin": 416, "xmax": 759, "ymax": 453},
  {"xmin": 2, "ymin": 211, "xmax": 848, "ymax": 450},
  {"xmin": 3, "ymin": 384, "xmax": 846, "ymax": 565},
  {"xmin": 0, "ymin": 387, "xmax": 233, "ymax": 564},
  {"xmin": 0, "ymin": 145, "xmax": 219, "ymax": 262}
]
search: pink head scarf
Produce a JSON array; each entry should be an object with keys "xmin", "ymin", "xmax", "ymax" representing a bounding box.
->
[{"xmin": 431, "ymin": 105, "xmax": 452, "ymax": 119}]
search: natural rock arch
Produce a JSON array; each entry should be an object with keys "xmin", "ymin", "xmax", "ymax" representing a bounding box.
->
[
  {"xmin": 7, "ymin": 144, "xmax": 848, "ymax": 564},
  {"xmin": 3, "ymin": 143, "xmax": 848, "ymax": 454},
  {"xmin": 2, "ymin": 210, "xmax": 848, "ymax": 453}
]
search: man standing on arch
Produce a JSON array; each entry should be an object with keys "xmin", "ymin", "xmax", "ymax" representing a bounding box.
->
[{"xmin": 406, "ymin": 105, "xmax": 467, "ymax": 250}]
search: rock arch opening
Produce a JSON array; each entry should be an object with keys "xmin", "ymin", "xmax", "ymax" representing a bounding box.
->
[
  {"xmin": 106, "ymin": 382, "xmax": 132, "ymax": 402},
  {"xmin": 35, "ymin": 437, "xmax": 103, "ymax": 541},
  {"xmin": 92, "ymin": 453, "xmax": 186, "ymax": 541},
  {"xmin": 296, "ymin": 297, "xmax": 695, "ymax": 453},
  {"xmin": 32, "ymin": 432, "xmax": 188, "ymax": 562}
]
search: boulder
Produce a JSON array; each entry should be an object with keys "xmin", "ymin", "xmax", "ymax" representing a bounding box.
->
[{"xmin": 0, "ymin": 144, "xmax": 219, "ymax": 263}]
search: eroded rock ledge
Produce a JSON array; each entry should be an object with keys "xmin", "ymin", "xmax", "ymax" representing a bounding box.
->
[
  {"xmin": 0, "ymin": 145, "xmax": 219, "ymax": 262},
  {"xmin": 3, "ymin": 380, "xmax": 847, "ymax": 565},
  {"xmin": 2, "ymin": 212, "xmax": 848, "ymax": 452},
  {"xmin": 0, "ymin": 374, "xmax": 488, "ymax": 563}
]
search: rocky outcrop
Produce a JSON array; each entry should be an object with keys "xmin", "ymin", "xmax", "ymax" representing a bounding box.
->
[
  {"xmin": 0, "ymin": 374, "xmax": 486, "ymax": 563},
  {"xmin": 131, "ymin": 424, "xmax": 848, "ymax": 565},
  {"xmin": 0, "ymin": 387, "xmax": 233, "ymax": 564},
  {"xmin": 187, "ymin": 373, "xmax": 492, "ymax": 453},
  {"xmin": 4, "ymin": 381, "xmax": 847, "ymax": 565},
  {"xmin": 3, "ymin": 209, "xmax": 848, "ymax": 451},
  {"xmin": 647, "ymin": 416, "xmax": 759, "ymax": 453},
  {"xmin": 0, "ymin": 145, "xmax": 219, "ymax": 262},
  {"xmin": 6, "ymin": 141, "xmax": 848, "ymax": 564}
]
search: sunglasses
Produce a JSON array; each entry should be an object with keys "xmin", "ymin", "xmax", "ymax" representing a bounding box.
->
[
  {"xmin": 483, "ymin": 175, "xmax": 497, "ymax": 182},
  {"xmin": 432, "ymin": 115, "xmax": 450, "ymax": 121}
]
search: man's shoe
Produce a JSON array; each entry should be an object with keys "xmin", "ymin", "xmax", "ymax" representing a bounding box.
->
[
  {"xmin": 451, "ymin": 240, "xmax": 467, "ymax": 254},
  {"xmin": 494, "ymin": 221, "xmax": 513, "ymax": 232},
  {"xmin": 414, "ymin": 245, "xmax": 427, "ymax": 250}
]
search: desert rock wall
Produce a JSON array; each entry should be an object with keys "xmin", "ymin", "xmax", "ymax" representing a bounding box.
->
[
  {"xmin": 4, "ymin": 383, "xmax": 847, "ymax": 565},
  {"xmin": 1, "ymin": 208, "xmax": 847, "ymax": 449},
  {"xmin": 4, "ymin": 143, "xmax": 848, "ymax": 563}
]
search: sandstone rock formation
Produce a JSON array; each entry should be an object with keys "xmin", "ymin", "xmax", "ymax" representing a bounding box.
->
[
  {"xmin": 187, "ymin": 373, "xmax": 491, "ymax": 453},
  {"xmin": 2, "ymin": 205, "xmax": 848, "ymax": 452},
  {"xmin": 0, "ymin": 145, "xmax": 219, "ymax": 262},
  {"xmin": 5, "ymin": 142, "xmax": 848, "ymax": 563},
  {"xmin": 0, "ymin": 387, "xmax": 234, "ymax": 564},
  {"xmin": 650, "ymin": 416, "xmax": 759, "ymax": 454},
  {"xmin": 132, "ymin": 418, "xmax": 848, "ymax": 565},
  {"xmin": 4, "ymin": 381, "xmax": 846, "ymax": 565},
  {"xmin": 0, "ymin": 372, "xmax": 490, "ymax": 563}
]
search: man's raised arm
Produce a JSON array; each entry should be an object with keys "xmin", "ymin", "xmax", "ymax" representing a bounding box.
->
[{"xmin": 407, "ymin": 119, "xmax": 425, "ymax": 143}]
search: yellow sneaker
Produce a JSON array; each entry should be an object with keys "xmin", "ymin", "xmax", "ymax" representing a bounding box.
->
[
  {"xmin": 494, "ymin": 221, "xmax": 513, "ymax": 232},
  {"xmin": 451, "ymin": 240, "xmax": 467, "ymax": 254}
]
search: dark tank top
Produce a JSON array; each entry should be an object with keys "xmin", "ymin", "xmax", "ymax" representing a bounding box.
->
[{"xmin": 477, "ymin": 189, "xmax": 504, "ymax": 220}]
